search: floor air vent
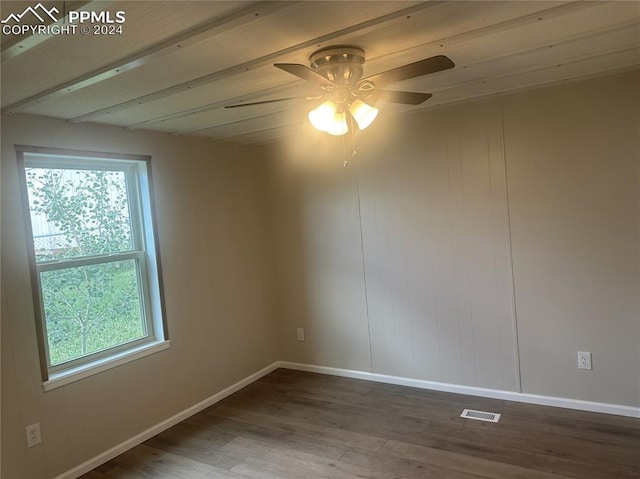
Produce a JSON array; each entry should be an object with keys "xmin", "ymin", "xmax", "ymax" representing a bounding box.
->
[{"xmin": 460, "ymin": 409, "xmax": 501, "ymax": 423}]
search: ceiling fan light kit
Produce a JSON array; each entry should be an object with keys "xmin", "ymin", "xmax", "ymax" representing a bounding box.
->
[
  {"xmin": 349, "ymin": 99, "xmax": 379, "ymax": 130},
  {"xmin": 226, "ymin": 45, "xmax": 455, "ymax": 137},
  {"xmin": 308, "ymin": 98, "xmax": 379, "ymax": 136},
  {"xmin": 308, "ymin": 100, "xmax": 349, "ymax": 136}
]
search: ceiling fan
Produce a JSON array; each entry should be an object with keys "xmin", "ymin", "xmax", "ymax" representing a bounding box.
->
[{"xmin": 225, "ymin": 45, "xmax": 455, "ymax": 136}]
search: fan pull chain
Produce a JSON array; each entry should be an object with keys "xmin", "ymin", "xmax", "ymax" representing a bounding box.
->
[
  {"xmin": 343, "ymin": 114, "xmax": 358, "ymax": 167},
  {"xmin": 342, "ymin": 130, "xmax": 349, "ymax": 167}
]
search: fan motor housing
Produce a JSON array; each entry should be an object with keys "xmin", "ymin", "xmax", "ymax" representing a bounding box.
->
[{"xmin": 310, "ymin": 46, "xmax": 365, "ymax": 85}]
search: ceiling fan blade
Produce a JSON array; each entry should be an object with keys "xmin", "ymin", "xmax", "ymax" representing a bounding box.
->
[
  {"xmin": 225, "ymin": 97, "xmax": 306, "ymax": 109},
  {"xmin": 362, "ymin": 55, "xmax": 454, "ymax": 88},
  {"xmin": 274, "ymin": 63, "xmax": 333, "ymax": 89},
  {"xmin": 375, "ymin": 90, "xmax": 432, "ymax": 105}
]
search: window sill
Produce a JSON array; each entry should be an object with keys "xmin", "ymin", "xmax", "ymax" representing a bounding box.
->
[{"xmin": 43, "ymin": 340, "xmax": 170, "ymax": 391}]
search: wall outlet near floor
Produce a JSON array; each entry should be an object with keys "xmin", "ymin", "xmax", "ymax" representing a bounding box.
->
[
  {"xmin": 296, "ymin": 328, "xmax": 305, "ymax": 341},
  {"xmin": 26, "ymin": 423, "xmax": 42, "ymax": 447},
  {"xmin": 577, "ymin": 351, "xmax": 592, "ymax": 370}
]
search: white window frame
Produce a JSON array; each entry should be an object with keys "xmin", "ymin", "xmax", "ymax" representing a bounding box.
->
[{"xmin": 17, "ymin": 145, "xmax": 169, "ymax": 390}]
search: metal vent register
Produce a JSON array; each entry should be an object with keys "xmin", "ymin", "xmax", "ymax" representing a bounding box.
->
[{"xmin": 460, "ymin": 409, "xmax": 501, "ymax": 423}]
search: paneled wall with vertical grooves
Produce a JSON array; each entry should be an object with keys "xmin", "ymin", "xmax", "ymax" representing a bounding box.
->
[
  {"xmin": 357, "ymin": 101, "xmax": 518, "ymax": 391},
  {"xmin": 268, "ymin": 99, "xmax": 519, "ymax": 392},
  {"xmin": 267, "ymin": 70, "xmax": 639, "ymax": 406}
]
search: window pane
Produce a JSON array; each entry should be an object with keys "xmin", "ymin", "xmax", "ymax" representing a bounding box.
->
[
  {"xmin": 25, "ymin": 167, "xmax": 134, "ymax": 262},
  {"xmin": 41, "ymin": 259, "xmax": 146, "ymax": 366}
]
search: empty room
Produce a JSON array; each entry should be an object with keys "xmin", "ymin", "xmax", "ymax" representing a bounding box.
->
[{"xmin": 1, "ymin": 1, "xmax": 639, "ymax": 478}]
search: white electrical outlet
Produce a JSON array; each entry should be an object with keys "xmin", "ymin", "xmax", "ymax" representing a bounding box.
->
[
  {"xmin": 296, "ymin": 328, "xmax": 305, "ymax": 341},
  {"xmin": 26, "ymin": 423, "xmax": 42, "ymax": 447},
  {"xmin": 578, "ymin": 351, "xmax": 592, "ymax": 370}
]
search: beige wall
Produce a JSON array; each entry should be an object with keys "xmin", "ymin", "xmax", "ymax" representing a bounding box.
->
[
  {"xmin": 267, "ymin": 70, "xmax": 640, "ymax": 407},
  {"xmin": 1, "ymin": 115, "xmax": 278, "ymax": 479},
  {"xmin": 267, "ymin": 100, "xmax": 519, "ymax": 391},
  {"xmin": 1, "ymin": 69, "xmax": 638, "ymax": 479},
  {"xmin": 503, "ymin": 71, "xmax": 640, "ymax": 406},
  {"xmin": 267, "ymin": 139, "xmax": 373, "ymax": 372}
]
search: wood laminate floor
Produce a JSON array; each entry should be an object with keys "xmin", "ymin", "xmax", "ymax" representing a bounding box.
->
[{"xmin": 81, "ymin": 368, "xmax": 640, "ymax": 479}]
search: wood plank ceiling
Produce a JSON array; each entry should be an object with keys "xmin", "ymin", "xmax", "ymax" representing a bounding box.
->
[{"xmin": 1, "ymin": 1, "xmax": 639, "ymax": 145}]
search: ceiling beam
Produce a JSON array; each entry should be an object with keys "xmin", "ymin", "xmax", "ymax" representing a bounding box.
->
[
  {"xmin": 125, "ymin": 0, "xmax": 600, "ymax": 131},
  {"xmin": 66, "ymin": 2, "xmax": 445, "ymax": 123},
  {"xmin": 435, "ymin": 44, "xmax": 640, "ymax": 101},
  {"xmin": 2, "ymin": 1, "xmax": 295, "ymax": 113},
  {"xmin": 1, "ymin": 0, "xmax": 97, "ymax": 61},
  {"xmin": 417, "ymin": 59, "xmax": 640, "ymax": 114},
  {"xmin": 220, "ymin": 58, "xmax": 640, "ymax": 145},
  {"xmin": 176, "ymin": 107, "xmax": 301, "ymax": 136},
  {"xmin": 213, "ymin": 121, "xmax": 306, "ymax": 144},
  {"xmin": 201, "ymin": 39, "xmax": 640, "ymax": 140},
  {"xmin": 126, "ymin": 80, "xmax": 313, "ymax": 130},
  {"xmin": 269, "ymin": 60, "xmax": 640, "ymax": 145}
]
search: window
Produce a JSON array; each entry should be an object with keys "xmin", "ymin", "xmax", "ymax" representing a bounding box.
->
[{"xmin": 17, "ymin": 146, "xmax": 168, "ymax": 389}]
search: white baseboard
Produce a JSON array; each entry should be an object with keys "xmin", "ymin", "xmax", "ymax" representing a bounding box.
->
[
  {"xmin": 277, "ymin": 361, "xmax": 640, "ymax": 419},
  {"xmin": 53, "ymin": 361, "xmax": 280, "ymax": 479},
  {"xmin": 54, "ymin": 358, "xmax": 639, "ymax": 478}
]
